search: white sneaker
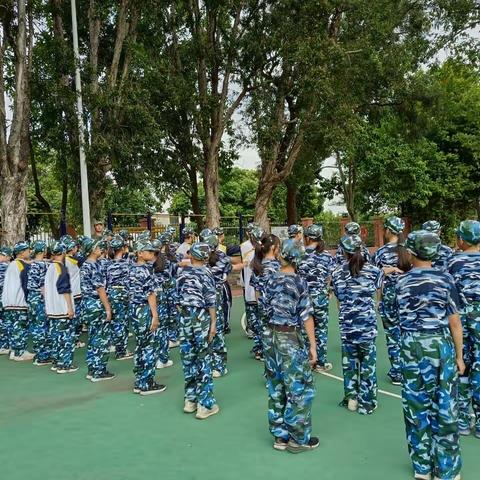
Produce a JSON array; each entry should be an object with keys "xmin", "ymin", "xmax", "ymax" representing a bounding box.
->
[
  {"xmin": 10, "ymin": 351, "xmax": 35, "ymax": 361},
  {"xmin": 184, "ymin": 400, "xmax": 197, "ymax": 413},
  {"xmin": 415, "ymin": 474, "xmax": 431, "ymax": 480},
  {"xmin": 168, "ymin": 340, "xmax": 180, "ymax": 348},
  {"xmin": 196, "ymin": 404, "xmax": 219, "ymax": 420},
  {"xmin": 314, "ymin": 363, "xmax": 333, "ymax": 373},
  {"xmin": 212, "ymin": 369, "xmax": 228, "ymax": 378},
  {"xmin": 347, "ymin": 399, "xmax": 359, "ymax": 412},
  {"xmin": 0, "ymin": 348, "xmax": 10, "ymax": 355},
  {"xmin": 75, "ymin": 341, "xmax": 86, "ymax": 348},
  {"xmin": 434, "ymin": 476, "xmax": 460, "ymax": 480},
  {"xmin": 156, "ymin": 359, "xmax": 173, "ymax": 369},
  {"xmin": 109, "ymin": 345, "xmax": 116, "ymax": 353}
]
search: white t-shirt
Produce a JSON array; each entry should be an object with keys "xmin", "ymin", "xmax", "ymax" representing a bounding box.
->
[{"xmin": 240, "ymin": 240, "xmax": 256, "ymax": 303}]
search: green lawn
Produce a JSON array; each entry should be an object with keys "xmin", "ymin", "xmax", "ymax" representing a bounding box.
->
[{"xmin": 0, "ymin": 299, "xmax": 477, "ymax": 480}]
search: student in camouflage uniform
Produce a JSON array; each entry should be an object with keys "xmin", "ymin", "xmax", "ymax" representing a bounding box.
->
[
  {"xmin": 45, "ymin": 242, "xmax": 77, "ymax": 373},
  {"xmin": 0, "ymin": 246, "xmax": 12, "ymax": 355},
  {"xmin": 2, "ymin": 241, "xmax": 34, "ymax": 361},
  {"xmin": 332, "ymin": 235, "xmax": 383, "ymax": 415},
  {"xmin": 298, "ymin": 224, "xmax": 335, "ymax": 372},
  {"xmin": 335, "ymin": 222, "xmax": 371, "ymax": 265},
  {"xmin": 27, "ymin": 240, "xmax": 50, "ymax": 365},
  {"xmin": 128, "ymin": 240, "xmax": 166, "ymax": 395},
  {"xmin": 106, "ymin": 235, "xmax": 133, "ymax": 360},
  {"xmin": 176, "ymin": 226, "xmax": 196, "ymax": 258},
  {"xmin": 250, "ymin": 232, "xmax": 281, "ymax": 361},
  {"xmin": 80, "ymin": 238, "xmax": 115, "ymax": 382},
  {"xmin": 262, "ymin": 239, "xmax": 319, "ymax": 453},
  {"xmin": 287, "ymin": 224, "xmax": 303, "ymax": 243},
  {"xmin": 176, "ymin": 242, "xmax": 219, "ymax": 419},
  {"xmin": 447, "ymin": 220, "xmax": 480, "ymax": 438},
  {"xmin": 373, "ymin": 216, "xmax": 410, "ymax": 385},
  {"xmin": 152, "ymin": 237, "xmax": 173, "ymax": 369},
  {"xmin": 423, "ymin": 220, "xmax": 453, "ymax": 271},
  {"xmin": 396, "ymin": 230, "xmax": 464, "ymax": 480}
]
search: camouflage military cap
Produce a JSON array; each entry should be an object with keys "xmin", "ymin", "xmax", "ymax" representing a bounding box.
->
[
  {"xmin": 203, "ymin": 233, "xmax": 219, "ymax": 250},
  {"xmin": 118, "ymin": 229, "xmax": 132, "ymax": 241},
  {"xmin": 190, "ymin": 242, "xmax": 211, "ymax": 261},
  {"xmin": 287, "ymin": 224, "xmax": 303, "ymax": 238},
  {"xmin": 150, "ymin": 239, "xmax": 162, "ymax": 251},
  {"xmin": 305, "ymin": 224, "xmax": 323, "ymax": 240},
  {"xmin": 61, "ymin": 238, "xmax": 77, "ymax": 252},
  {"xmin": 159, "ymin": 232, "xmax": 173, "ymax": 245},
  {"xmin": 384, "ymin": 216, "xmax": 405, "ymax": 235},
  {"xmin": 345, "ymin": 222, "xmax": 361, "ymax": 235},
  {"xmin": 110, "ymin": 235, "xmax": 125, "ymax": 251},
  {"xmin": 13, "ymin": 241, "xmax": 30, "ymax": 255},
  {"xmin": 0, "ymin": 246, "xmax": 13, "ymax": 257},
  {"xmin": 134, "ymin": 240, "xmax": 158, "ymax": 253},
  {"xmin": 246, "ymin": 222, "xmax": 258, "ymax": 234},
  {"xmin": 93, "ymin": 219, "xmax": 104, "ymax": 226},
  {"xmin": 340, "ymin": 234, "xmax": 363, "ymax": 254},
  {"xmin": 82, "ymin": 237, "xmax": 105, "ymax": 255},
  {"xmin": 250, "ymin": 226, "xmax": 264, "ymax": 242},
  {"xmin": 103, "ymin": 229, "xmax": 113, "ymax": 237},
  {"xmin": 405, "ymin": 230, "xmax": 440, "ymax": 261},
  {"xmin": 76, "ymin": 235, "xmax": 87, "ymax": 246},
  {"xmin": 50, "ymin": 241, "xmax": 66, "ymax": 256},
  {"xmin": 166, "ymin": 226, "xmax": 176, "ymax": 235},
  {"xmin": 456, "ymin": 220, "xmax": 480, "ymax": 245},
  {"xmin": 182, "ymin": 226, "xmax": 195, "ymax": 236},
  {"xmin": 137, "ymin": 230, "xmax": 151, "ymax": 241},
  {"xmin": 280, "ymin": 239, "xmax": 305, "ymax": 264},
  {"xmin": 199, "ymin": 228, "xmax": 213, "ymax": 241},
  {"xmin": 213, "ymin": 227, "xmax": 224, "ymax": 236},
  {"xmin": 31, "ymin": 240, "xmax": 47, "ymax": 254},
  {"xmin": 59, "ymin": 234, "xmax": 73, "ymax": 244},
  {"xmin": 422, "ymin": 220, "xmax": 441, "ymax": 233}
]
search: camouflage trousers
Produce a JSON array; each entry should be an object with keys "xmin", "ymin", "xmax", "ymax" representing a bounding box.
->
[
  {"xmin": 73, "ymin": 295, "xmax": 83, "ymax": 342},
  {"xmin": 83, "ymin": 297, "xmax": 111, "ymax": 377},
  {"xmin": 312, "ymin": 300, "xmax": 329, "ymax": 367},
  {"xmin": 458, "ymin": 303, "xmax": 480, "ymax": 432},
  {"xmin": 341, "ymin": 340, "xmax": 377, "ymax": 414},
  {"xmin": 400, "ymin": 331, "xmax": 462, "ymax": 479},
  {"xmin": 28, "ymin": 292, "xmax": 50, "ymax": 361},
  {"xmin": 51, "ymin": 318, "xmax": 75, "ymax": 368},
  {"xmin": 379, "ymin": 299, "xmax": 402, "ymax": 382},
  {"xmin": 0, "ymin": 301, "xmax": 9, "ymax": 349},
  {"xmin": 130, "ymin": 304, "xmax": 157, "ymax": 390},
  {"xmin": 155, "ymin": 290, "xmax": 170, "ymax": 364},
  {"xmin": 211, "ymin": 289, "xmax": 227, "ymax": 374},
  {"xmin": 179, "ymin": 306, "xmax": 215, "ymax": 409},
  {"xmin": 247, "ymin": 303, "xmax": 262, "ymax": 355},
  {"xmin": 264, "ymin": 325, "xmax": 315, "ymax": 444},
  {"xmin": 165, "ymin": 287, "xmax": 179, "ymax": 342},
  {"xmin": 6, "ymin": 309, "xmax": 29, "ymax": 356},
  {"xmin": 109, "ymin": 288, "xmax": 129, "ymax": 357}
]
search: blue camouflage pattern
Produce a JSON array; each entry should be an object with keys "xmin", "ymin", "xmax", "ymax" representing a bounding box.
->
[
  {"xmin": 7, "ymin": 310, "xmax": 29, "ymax": 356},
  {"xmin": 373, "ymin": 242, "xmax": 403, "ymax": 382},
  {"xmin": 179, "ymin": 306, "xmax": 216, "ymax": 408},
  {"xmin": 80, "ymin": 260, "xmax": 105, "ymax": 297},
  {"xmin": 433, "ymin": 243, "xmax": 454, "ymax": 271},
  {"xmin": 298, "ymin": 250, "xmax": 335, "ymax": 365},
  {"xmin": 51, "ymin": 319, "xmax": 75, "ymax": 368},
  {"xmin": 0, "ymin": 262, "xmax": 9, "ymax": 349},
  {"xmin": 264, "ymin": 327, "xmax": 315, "ymax": 444}
]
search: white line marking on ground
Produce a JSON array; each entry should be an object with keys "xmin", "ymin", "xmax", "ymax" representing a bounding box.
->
[{"xmin": 318, "ymin": 371, "xmax": 402, "ymax": 399}]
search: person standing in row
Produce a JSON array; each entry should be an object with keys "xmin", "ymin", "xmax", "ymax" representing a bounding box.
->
[
  {"xmin": 2, "ymin": 242, "xmax": 33, "ymax": 361},
  {"xmin": 335, "ymin": 222, "xmax": 371, "ymax": 265},
  {"xmin": 447, "ymin": 220, "xmax": 480, "ymax": 438},
  {"xmin": 45, "ymin": 242, "xmax": 77, "ymax": 374},
  {"xmin": 262, "ymin": 239, "xmax": 318, "ymax": 453},
  {"xmin": 0, "ymin": 246, "xmax": 12, "ymax": 355},
  {"xmin": 240, "ymin": 223, "xmax": 258, "ymax": 339},
  {"xmin": 251, "ymin": 232, "xmax": 281, "ymax": 361},
  {"xmin": 422, "ymin": 220, "xmax": 453, "ymax": 271},
  {"xmin": 106, "ymin": 235, "xmax": 133, "ymax": 361},
  {"xmin": 129, "ymin": 240, "xmax": 166, "ymax": 395},
  {"xmin": 80, "ymin": 238, "xmax": 114, "ymax": 382},
  {"xmin": 298, "ymin": 224, "xmax": 335, "ymax": 372},
  {"xmin": 332, "ymin": 235, "xmax": 383, "ymax": 415},
  {"xmin": 177, "ymin": 226, "xmax": 196, "ymax": 257},
  {"xmin": 176, "ymin": 242, "xmax": 219, "ymax": 419},
  {"xmin": 396, "ymin": 230, "xmax": 464, "ymax": 480},
  {"xmin": 373, "ymin": 216, "xmax": 410, "ymax": 385},
  {"xmin": 27, "ymin": 240, "xmax": 49, "ymax": 365}
]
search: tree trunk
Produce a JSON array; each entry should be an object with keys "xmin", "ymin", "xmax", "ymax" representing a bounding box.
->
[
  {"xmin": 0, "ymin": 175, "xmax": 27, "ymax": 243},
  {"xmin": 254, "ymin": 183, "xmax": 275, "ymax": 232},
  {"xmin": 286, "ymin": 181, "xmax": 298, "ymax": 225},
  {"xmin": 203, "ymin": 150, "xmax": 220, "ymax": 228}
]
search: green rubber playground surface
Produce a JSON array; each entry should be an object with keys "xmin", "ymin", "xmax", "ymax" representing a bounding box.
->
[{"xmin": 0, "ymin": 299, "xmax": 478, "ymax": 480}]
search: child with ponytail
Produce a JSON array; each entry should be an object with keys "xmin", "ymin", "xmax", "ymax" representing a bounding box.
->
[
  {"xmin": 250, "ymin": 232, "xmax": 281, "ymax": 361},
  {"xmin": 332, "ymin": 235, "xmax": 384, "ymax": 415}
]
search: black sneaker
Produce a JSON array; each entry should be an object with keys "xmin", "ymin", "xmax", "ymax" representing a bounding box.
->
[
  {"xmin": 90, "ymin": 371, "xmax": 116, "ymax": 383},
  {"xmin": 33, "ymin": 358, "xmax": 52, "ymax": 366},
  {"xmin": 139, "ymin": 382, "xmax": 167, "ymax": 396},
  {"xmin": 287, "ymin": 436, "xmax": 320, "ymax": 454},
  {"xmin": 57, "ymin": 364, "xmax": 79, "ymax": 374},
  {"xmin": 116, "ymin": 351, "xmax": 134, "ymax": 361}
]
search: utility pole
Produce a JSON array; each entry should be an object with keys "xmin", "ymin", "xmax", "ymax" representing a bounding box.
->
[{"xmin": 71, "ymin": 0, "xmax": 91, "ymax": 236}]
